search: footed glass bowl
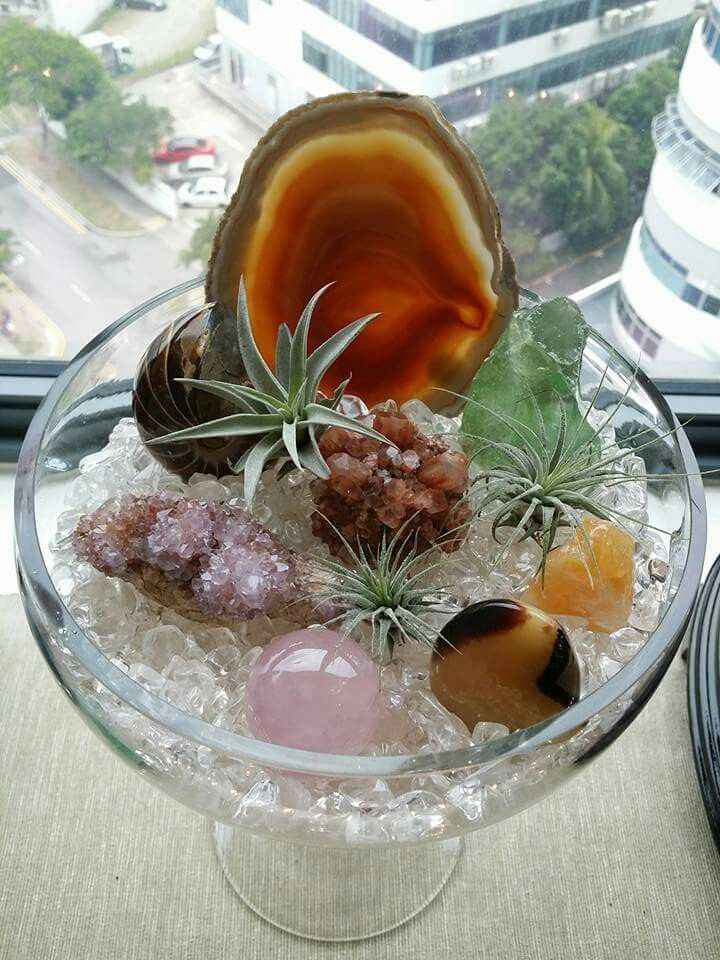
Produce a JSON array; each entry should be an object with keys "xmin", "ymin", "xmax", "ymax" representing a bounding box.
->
[{"xmin": 15, "ymin": 279, "xmax": 707, "ymax": 941}]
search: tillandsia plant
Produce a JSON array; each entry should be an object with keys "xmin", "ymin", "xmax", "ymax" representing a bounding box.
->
[
  {"xmin": 462, "ymin": 363, "xmax": 689, "ymax": 579},
  {"xmin": 149, "ymin": 281, "xmax": 389, "ymax": 505},
  {"xmin": 308, "ymin": 516, "xmax": 458, "ymax": 664}
]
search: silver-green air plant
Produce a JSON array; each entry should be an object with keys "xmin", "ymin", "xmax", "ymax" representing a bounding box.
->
[
  {"xmin": 149, "ymin": 281, "xmax": 389, "ymax": 505},
  {"xmin": 461, "ymin": 364, "xmax": 686, "ymax": 580},
  {"xmin": 308, "ymin": 517, "xmax": 458, "ymax": 665}
]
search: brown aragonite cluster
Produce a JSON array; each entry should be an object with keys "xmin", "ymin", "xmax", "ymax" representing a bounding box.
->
[{"xmin": 310, "ymin": 403, "xmax": 470, "ymax": 557}]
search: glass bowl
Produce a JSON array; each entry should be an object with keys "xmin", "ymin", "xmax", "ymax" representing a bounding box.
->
[{"xmin": 15, "ymin": 279, "xmax": 707, "ymax": 941}]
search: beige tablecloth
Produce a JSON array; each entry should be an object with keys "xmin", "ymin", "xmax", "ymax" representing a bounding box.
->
[{"xmin": 1, "ymin": 592, "xmax": 719, "ymax": 960}]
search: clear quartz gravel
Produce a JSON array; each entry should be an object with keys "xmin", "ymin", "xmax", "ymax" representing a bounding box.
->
[{"xmin": 47, "ymin": 414, "xmax": 678, "ymax": 841}]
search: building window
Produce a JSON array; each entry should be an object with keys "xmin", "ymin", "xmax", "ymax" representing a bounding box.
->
[
  {"xmin": 218, "ymin": 0, "xmax": 249, "ymax": 22},
  {"xmin": 436, "ymin": 17, "xmax": 689, "ymax": 121},
  {"xmin": 640, "ymin": 225, "xmax": 720, "ymax": 317},
  {"xmin": 302, "ymin": 32, "xmax": 384, "ymax": 91},
  {"xmin": 357, "ymin": 4, "xmax": 415, "ymax": 64},
  {"xmin": 596, "ymin": 0, "xmax": 644, "ymax": 12},
  {"xmin": 305, "ymin": 0, "xmax": 329, "ymax": 9},
  {"xmin": 430, "ymin": 15, "xmax": 501, "ymax": 66},
  {"xmin": 302, "ymin": 34, "xmax": 329, "ymax": 74},
  {"xmin": 703, "ymin": 5, "xmax": 720, "ymax": 63},
  {"xmin": 615, "ymin": 289, "xmax": 661, "ymax": 359},
  {"xmin": 506, "ymin": 0, "xmax": 592, "ymax": 44},
  {"xmin": 616, "ymin": 289, "xmax": 662, "ymax": 358}
]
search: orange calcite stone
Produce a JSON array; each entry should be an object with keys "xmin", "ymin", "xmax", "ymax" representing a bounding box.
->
[{"xmin": 523, "ymin": 519, "xmax": 635, "ymax": 634}]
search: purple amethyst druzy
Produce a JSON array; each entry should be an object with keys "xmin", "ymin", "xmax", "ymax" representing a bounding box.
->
[{"xmin": 74, "ymin": 493, "xmax": 296, "ymax": 620}]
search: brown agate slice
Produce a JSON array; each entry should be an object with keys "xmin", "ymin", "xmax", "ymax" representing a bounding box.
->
[
  {"xmin": 206, "ymin": 92, "xmax": 518, "ymax": 410},
  {"xmin": 431, "ymin": 600, "xmax": 580, "ymax": 732}
]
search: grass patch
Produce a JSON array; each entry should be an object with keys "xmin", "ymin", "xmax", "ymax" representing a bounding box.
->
[
  {"xmin": 6, "ymin": 135, "xmax": 141, "ymax": 233},
  {"xmin": 118, "ymin": 47, "xmax": 195, "ymax": 85}
]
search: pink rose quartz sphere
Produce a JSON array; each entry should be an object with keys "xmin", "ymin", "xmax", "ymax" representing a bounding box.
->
[{"xmin": 246, "ymin": 628, "xmax": 381, "ymax": 754}]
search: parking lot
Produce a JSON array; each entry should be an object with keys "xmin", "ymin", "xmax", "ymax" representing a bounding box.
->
[{"xmin": 102, "ymin": 0, "xmax": 215, "ymax": 69}]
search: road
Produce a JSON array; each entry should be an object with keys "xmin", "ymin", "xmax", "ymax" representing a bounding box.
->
[{"xmin": 0, "ymin": 165, "xmax": 192, "ymax": 358}]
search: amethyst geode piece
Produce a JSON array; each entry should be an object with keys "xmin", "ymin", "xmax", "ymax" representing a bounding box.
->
[{"xmin": 74, "ymin": 493, "xmax": 297, "ymax": 621}]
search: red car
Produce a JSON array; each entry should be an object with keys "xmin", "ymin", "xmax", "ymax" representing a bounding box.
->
[{"xmin": 153, "ymin": 136, "xmax": 216, "ymax": 164}]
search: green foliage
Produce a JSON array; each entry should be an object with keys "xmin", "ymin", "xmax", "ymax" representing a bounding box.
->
[
  {"xmin": 540, "ymin": 103, "xmax": 629, "ymax": 249},
  {"xmin": 64, "ymin": 88, "xmax": 171, "ymax": 182},
  {"xmin": 468, "ymin": 97, "xmax": 569, "ymax": 237},
  {"xmin": 606, "ymin": 60, "xmax": 678, "ymax": 206},
  {"xmin": 179, "ymin": 212, "xmax": 221, "ymax": 268},
  {"xmin": 0, "ymin": 225, "xmax": 15, "ymax": 271},
  {"xmin": 465, "ymin": 48, "xmax": 685, "ymax": 275},
  {"xmin": 0, "ymin": 19, "xmax": 107, "ymax": 120},
  {"xmin": 152, "ymin": 283, "xmax": 386, "ymax": 506},
  {"xmin": 309, "ymin": 518, "xmax": 456, "ymax": 663}
]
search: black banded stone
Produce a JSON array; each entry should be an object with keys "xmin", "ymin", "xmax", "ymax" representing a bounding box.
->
[{"xmin": 430, "ymin": 599, "xmax": 580, "ymax": 732}]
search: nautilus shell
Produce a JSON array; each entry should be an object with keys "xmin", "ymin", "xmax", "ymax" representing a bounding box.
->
[
  {"xmin": 132, "ymin": 304, "xmax": 250, "ymax": 478},
  {"xmin": 207, "ymin": 91, "xmax": 518, "ymax": 410}
]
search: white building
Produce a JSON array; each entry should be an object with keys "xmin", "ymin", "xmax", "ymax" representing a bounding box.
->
[
  {"xmin": 614, "ymin": 5, "xmax": 720, "ymax": 377},
  {"xmin": 215, "ymin": 0, "xmax": 694, "ymax": 128}
]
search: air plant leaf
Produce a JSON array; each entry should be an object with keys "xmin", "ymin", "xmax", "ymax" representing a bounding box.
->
[
  {"xmin": 154, "ymin": 282, "xmax": 383, "ymax": 503},
  {"xmin": 235, "ymin": 280, "xmax": 285, "ymax": 399},
  {"xmin": 308, "ymin": 514, "xmax": 456, "ymax": 664},
  {"xmin": 305, "ymin": 311, "xmax": 380, "ymax": 402}
]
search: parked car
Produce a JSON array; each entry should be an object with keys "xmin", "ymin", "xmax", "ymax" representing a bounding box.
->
[
  {"xmin": 193, "ymin": 33, "xmax": 222, "ymax": 65},
  {"xmin": 174, "ymin": 154, "xmax": 229, "ymax": 183},
  {"xmin": 114, "ymin": 0, "xmax": 167, "ymax": 9},
  {"xmin": 153, "ymin": 137, "xmax": 216, "ymax": 164},
  {"xmin": 177, "ymin": 177, "xmax": 229, "ymax": 209}
]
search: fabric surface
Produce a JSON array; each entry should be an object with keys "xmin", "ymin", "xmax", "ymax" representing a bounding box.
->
[{"xmin": 1, "ymin": 592, "xmax": 719, "ymax": 960}]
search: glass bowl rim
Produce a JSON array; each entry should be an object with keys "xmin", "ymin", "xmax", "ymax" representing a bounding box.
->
[{"xmin": 14, "ymin": 277, "xmax": 707, "ymax": 777}]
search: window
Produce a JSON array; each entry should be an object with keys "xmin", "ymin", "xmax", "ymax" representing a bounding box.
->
[
  {"xmin": 702, "ymin": 4, "xmax": 720, "ymax": 63},
  {"xmin": 506, "ymin": 0, "xmax": 592, "ymax": 44},
  {"xmin": 430, "ymin": 16, "xmax": 501, "ymax": 66},
  {"xmin": 218, "ymin": 0, "xmax": 248, "ymax": 21},
  {"xmin": 615, "ymin": 288, "xmax": 662, "ymax": 358},
  {"xmin": 302, "ymin": 32, "xmax": 384, "ymax": 91},
  {"xmin": 357, "ymin": 3, "xmax": 415, "ymax": 64},
  {"xmin": 1, "ymin": 0, "xmax": 717, "ymax": 474},
  {"xmin": 437, "ymin": 18, "xmax": 689, "ymax": 122}
]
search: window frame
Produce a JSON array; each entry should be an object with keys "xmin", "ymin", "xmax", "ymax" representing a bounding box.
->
[{"xmin": 2, "ymin": 360, "xmax": 718, "ymax": 469}]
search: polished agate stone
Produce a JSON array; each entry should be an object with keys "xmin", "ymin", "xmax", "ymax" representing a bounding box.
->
[
  {"xmin": 431, "ymin": 600, "xmax": 580, "ymax": 732},
  {"xmin": 246, "ymin": 628, "xmax": 381, "ymax": 753}
]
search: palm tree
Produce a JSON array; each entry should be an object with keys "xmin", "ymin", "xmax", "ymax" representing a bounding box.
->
[{"xmin": 542, "ymin": 103, "xmax": 629, "ymax": 249}]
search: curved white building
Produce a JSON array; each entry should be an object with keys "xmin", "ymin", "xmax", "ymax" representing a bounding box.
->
[{"xmin": 614, "ymin": 7, "xmax": 720, "ymax": 377}]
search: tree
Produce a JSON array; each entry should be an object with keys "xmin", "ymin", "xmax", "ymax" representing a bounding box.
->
[
  {"xmin": 606, "ymin": 59, "xmax": 678, "ymax": 207},
  {"xmin": 64, "ymin": 88, "xmax": 171, "ymax": 182},
  {"xmin": 540, "ymin": 103, "xmax": 629, "ymax": 249},
  {"xmin": 179, "ymin": 212, "xmax": 221, "ymax": 269},
  {"xmin": 0, "ymin": 19, "xmax": 108, "ymax": 120},
  {"xmin": 468, "ymin": 96, "xmax": 570, "ymax": 236}
]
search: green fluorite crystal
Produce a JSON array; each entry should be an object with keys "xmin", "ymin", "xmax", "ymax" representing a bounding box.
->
[{"xmin": 460, "ymin": 297, "xmax": 596, "ymax": 468}]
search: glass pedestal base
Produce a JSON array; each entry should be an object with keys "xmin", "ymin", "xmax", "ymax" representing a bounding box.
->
[{"xmin": 213, "ymin": 823, "xmax": 463, "ymax": 941}]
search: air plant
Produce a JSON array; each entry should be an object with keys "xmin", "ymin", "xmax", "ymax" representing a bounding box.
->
[
  {"xmin": 307, "ymin": 517, "xmax": 458, "ymax": 664},
  {"xmin": 148, "ymin": 281, "xmax": 388, "ymax": 505},
  {"xmin": 459, "ymin": 364, "xmax": 691, "ymax": 580}
]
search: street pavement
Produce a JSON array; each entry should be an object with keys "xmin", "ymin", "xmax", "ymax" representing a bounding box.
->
[{"xmin": 0, "ymin": 164, "xmax": 191, "ymax": 359}]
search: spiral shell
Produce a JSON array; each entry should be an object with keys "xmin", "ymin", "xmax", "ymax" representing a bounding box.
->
[{"xmin": 132, "ymin": 304, "xmax": 250, "ymax": 479}]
